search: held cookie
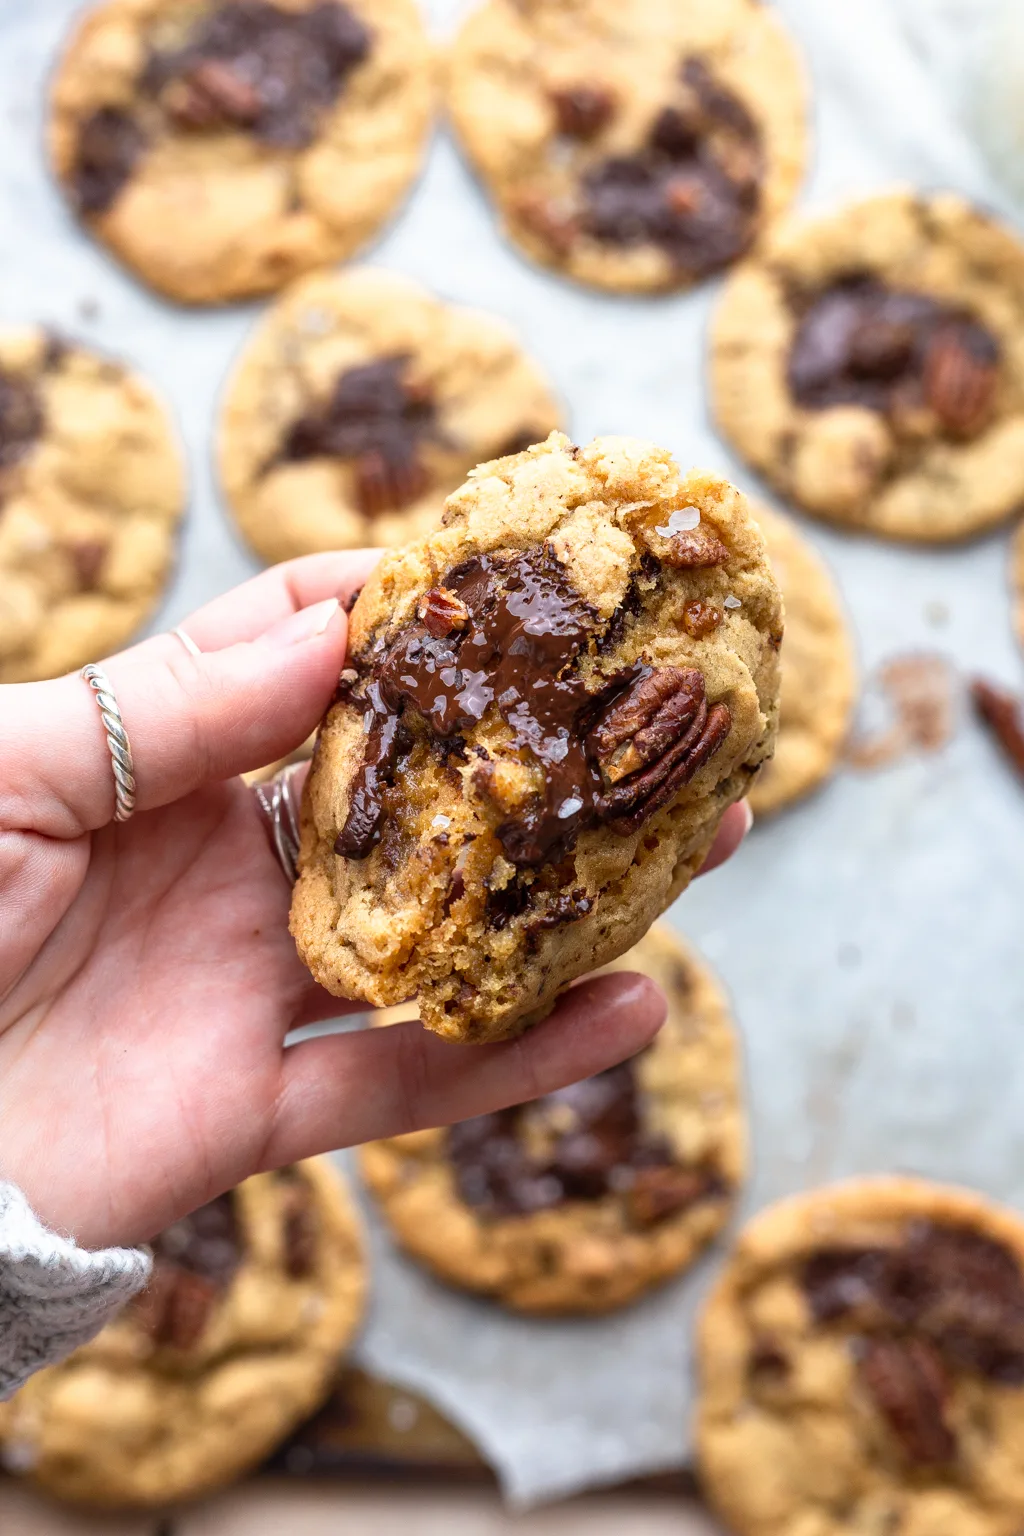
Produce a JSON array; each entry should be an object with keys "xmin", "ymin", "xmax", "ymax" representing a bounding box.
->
[
  {"xmin": 0, "ymin": 1161, "xmax": 364, "ymax": 1509},
  {"xmin": 290, "ymin": 432, "xmax": 782, "ymax": 1042},
  {"xmin": 696, "ymin": 1178, "xmax": 1024, "ymax": 1536},
  {"xmin": 446, "ymin": 0, "xmax": 807, "ymax": 295},
  {"xmin": 0, "ymin": 329, "xmax": 184, "ymax": 683},
  {"xmin": 49, "ymin": 0, "xmax": 435, "ymax": 305},
  {"xmin": 218, "ymin": 268, "xmax": 564, "ymax": 559},
  {"xmin": 711, "ymin": 190, "xmax": 1024, "ymax": 541},
  {"xmin": 748, "ymin": 504, "xmax": 856, "ymax": 816},
  {"xmin": 360, "ymin": 924, "xmax": 745, "ymax": 1314}
]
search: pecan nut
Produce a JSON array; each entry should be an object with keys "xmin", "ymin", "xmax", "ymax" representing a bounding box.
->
[
  {"xmin": 355, "ymin": 448, "xmax": 429, "ymax": 518},
  {"xmin": 418, "ymin": 586, "xmax": 470, "ymax": 638},
  {"xmin": 626, "ymin": 1165, "xmax": 714, "ymax": 1227},
  {"xmin": 923, "ymin": 324, "xmax": 997, "ymax": 439},
  {"xmin": 163, "ymin": 60, "xmax": 262, "ymax": 129},
  {"xmin": 857, "ymin": 1336, "xmax": 956, "ymax": 1467},
  {"xmin": 135, "ymin": 1264, "xmax": 220, "ymax": 1350}
]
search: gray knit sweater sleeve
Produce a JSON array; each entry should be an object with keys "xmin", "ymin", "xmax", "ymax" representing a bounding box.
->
[{"xmin": 0, "ymin": 1182, "xmax": 151, "ymax": 1400}]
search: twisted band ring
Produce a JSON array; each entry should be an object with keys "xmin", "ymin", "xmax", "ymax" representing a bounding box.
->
[{"xmin": 81, "ymin": 664, "xmax": 137, "ymax": 823}]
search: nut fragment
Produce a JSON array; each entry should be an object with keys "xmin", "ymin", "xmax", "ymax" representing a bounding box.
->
[
  {"xmin": 972, "ymin": 677, "xmax": 1024, "ymax": 782},
  {"xmin": 683, "ymin": 599, "xmax": 723, "ymax": 638},
  {"xmin": 924, "ymin": 325, "xmax": 998, "ymax": 439},
  {"xmin": 626, "ymin": 1165, "xmax": 713, "ymax": 1227},
  {"xmin": 418, "ymin": 586, "xmax": 470, "ymax": 638},
  {"xmin": 163, "ymin": 60, "xmax": 262, "ymax": 129},
  {"xmin": 857, "ymin": 1336, "xmax": 956, "ymax": 1467}
]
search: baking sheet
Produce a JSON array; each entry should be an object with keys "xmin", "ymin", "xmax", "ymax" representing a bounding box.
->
[{"xmin": 3, "ymin": 0, "xmax": 1024, "ymax": 1510}]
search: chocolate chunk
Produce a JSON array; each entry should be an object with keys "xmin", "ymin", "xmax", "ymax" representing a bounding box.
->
[
  {"xmin": 787, "ymin": 277, "xmax": 999, "ymax": 439},
  {"xmin": 279, "ymin": 1175, "xmax": 319, "ymax": 1279},
  {"xmin": 626, "ymin": 1165, "xmax": 716, "ymax": 1227},
  {"xmin": 856, "ymin": 1336, "xmax": 957, "ymax": 1466},
  {"xmin": 551, "ymin": 84, "xmax": 616, "ymax": 140},
  {"xmin": 0, "ymin": 372, "xmax": 43, "ymax": 470},
  {"xmin": 801, "ymin": 1246, "xmax": 891, "ymax": 1322},
  {"xmin": 144, "ymin": 0, "xmax": 370, "ymax": 150},
  {"xmin": 136, "ymin": 1193, "xmax": 242, "ymax": 1348},
  {"xmin": 285, "ymin": 356, "xmax": 437, "ymax": 518},
  {"xmin": 152, "ymin": 1192, "xmax": 241, "ymax": 1284},
  {"xmin": 72, "ymin": 108, "xmax": 146, "ymax": 216}
]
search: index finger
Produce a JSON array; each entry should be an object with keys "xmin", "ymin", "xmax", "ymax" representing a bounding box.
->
[{"xmin": 177, "ymin": 550, "xmax": 382, "ymax": 653}]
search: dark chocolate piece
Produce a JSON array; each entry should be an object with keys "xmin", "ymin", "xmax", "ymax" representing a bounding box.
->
[
  {"xmin": 0, "ymin": 372, "xmax": 43, "ymax": 471},
  {"xmin": 72, "ymin": 108, "xmax": 146, "ymax": 216}
]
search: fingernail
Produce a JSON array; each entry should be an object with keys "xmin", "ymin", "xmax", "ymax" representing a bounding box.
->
[
  {"xmin": 740, "ymin": 799, "xmax": 754, "ymax": 837},
  {"xmin": 258, "ymin": 599, "xmax": 341, "ymax": 649}
]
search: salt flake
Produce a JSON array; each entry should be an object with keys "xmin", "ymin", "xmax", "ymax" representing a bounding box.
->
[{"xmin": 656, "ymin": 506, "xmax": 701, "ymax": 537}]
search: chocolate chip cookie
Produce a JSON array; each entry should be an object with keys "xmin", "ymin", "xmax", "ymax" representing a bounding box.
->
[
  {"xmin": 0, "ymin": 328, "xmax": 185, "ymax": 683},
  {"xmin": 219, "ymin": 268, "xmax": 564, "ymax": 560},
  {"xmin": 748, "ymin": 504, "xmax": 856, "ymax": 816},
  {"xmin": 290, "ymin": 431, "xmax": 782, "ymax": 1043},
  {"xmin": 49, "ymin": 0, "xmax": 435, "ymax": 305},
  {"xmin": 446, "ymin": 0, "xmax": 807, "ymax": 294},
  {"xmin": 0, "ymin": 1161, "xmax": 364, "ymax": 1508},
  {"xmin": 712, "ymin": 191, "xmax": 1024, "ymax": 541},
  {"xmin": 697, "ymin": 1177, "xmax": 1024, "ymax": 1536},
  {"xmin": 360, "ymin": 924, "xmax": 745, "ymax": 1313}
]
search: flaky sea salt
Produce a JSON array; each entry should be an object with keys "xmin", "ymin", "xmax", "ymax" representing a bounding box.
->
[
  {"xmin": 432, "ymin": 814, "xmax": 451, "ymax": 830},
  {"xmin": 655, "ymin": 506, "xmax": 701, "ymax": 536},
  {"xmin": 724, "ymin": 595, "xmax": 742, "ymax": 610}
]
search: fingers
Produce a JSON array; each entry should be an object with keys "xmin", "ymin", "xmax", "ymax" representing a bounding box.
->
[
  {"xmin": 698, "ymin": 800, "xmax": 753, "ymax": 877},
  {"xmin": 177, "ymin": 550, "xmax": 380, "ymax": 652},
  {"xmin": 259, "ymin": 972, "xmax": 668, "ymax": 1167}
]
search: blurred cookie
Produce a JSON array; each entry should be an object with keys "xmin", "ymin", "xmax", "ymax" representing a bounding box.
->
[
  {"xmin": 748, "ymin": 504, "xmax": 856, "ymax": 815},
  {"xmin": 219, "ymin": 268, "xmax": 564, "ymax": 559},
  {"xmin": 361, "ymin": 924, "xmax": 745, "ymax": 1313},
  {"xmin": 291, "ymin": 431, "xmax": 782, "ymax": 1043},
  {"xmin": 712, "ymin": 190, "xmax": 1024, "ymax": 541},
  {"xmin": 697, "ymin": 1177, "xmax": 1024, "ymax": 1536},
  {"xmin": 0, "ymin": 329, "xmax": 184, "ymax": 683},
  {"xmin": 0, "ymin": 1160, "xmax": 364, "ymax": 1508},
  {"xmin": 49, "ymin": 0, "xmax": 435, "ymax": 304},
  {"xmin": 447, "ymin": 0, "xmax": 806, "ymax": 294}
]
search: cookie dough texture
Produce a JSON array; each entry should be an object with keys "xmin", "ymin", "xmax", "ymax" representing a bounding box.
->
[
  {"xmin": 447, "ymin": 0, "xmax": 807, "ymax": 294},
  {"xmin": 291, "ymin": 432, "xmax": 782, "ymax": 1042},
  {"xmin": 697, "ymin": 1177, "xmax": 1024, "ymax": 1536},
  {"xmin": 0, "ymin": 1160, "xmax": 364, "ymax": 1509},
  {"xmin": 49, "ymin": 0, "xmax": 435, "ymax": 305},
  {"xmin": 219, "ymin": 268, "xmax": 564, "ymax": 559},
  {"xmin": 0, "ymin": 329, "xmax": 184, "ymax": 683},
  {"xmin": 748, "ymin": 505, "xmax": 856, "ymax": 815},
  {"xmin": 361, "ymin": 924, "xmax": 745, "ymax": 1313},
  {"xmin": 712, "ymin": 190, "xmax": 1024, "ymax": 541}
]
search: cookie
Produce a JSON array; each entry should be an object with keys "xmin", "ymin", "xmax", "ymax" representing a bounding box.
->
[
  {"xmin": 446, "ymin": 0, "xmax": 807, "ymax": 295},
  {"xmin": 696, "ymin": 1177, "xmax": 1024, "ymax": 1536},
  {"xmin": 748, "ymin": 504, "xmax": 856, "ymax": 816},
  {"xmin": 290, "ymin": 431, "xmax": 782, "ymax": 1043},
  {"xmin": 49, "ymin": 0, "xmax": 435, "ymax": 305},
  {"xmin": 711, "ymin": 190, "xmax": 1024, "ymax": 541},
  {"xmin": 360, "ymin": 924, "xmax": 745, "ymax": 1313},
  {"xmin": 0, "ymin": 329, "xmax": 185, "ymax": 683},
  {"xmin": 218, "ymin": 268, "xmax": 564, "ymax": 560},
  {"xmin": 0, "ymin": 1160, "xmax": 364, "ymax": 1508},
  {"xmin": 1012, "ymin": 522, "xmax": 1024, "ymax": 650}
]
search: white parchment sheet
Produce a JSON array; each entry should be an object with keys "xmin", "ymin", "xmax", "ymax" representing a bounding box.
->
[{"xmin": 2, "ymin": 0, "xmax": 1024, "ymax": 1507}]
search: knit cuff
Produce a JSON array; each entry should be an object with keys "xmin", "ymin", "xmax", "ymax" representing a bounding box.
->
[{"xmin": 0, "ymin": 1182, "xmax": 151, "ymax": 1400}]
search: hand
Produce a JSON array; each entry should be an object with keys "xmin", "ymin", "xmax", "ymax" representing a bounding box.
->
[{"xmin": 0, "ymin": 553, "xmax": 749, "ymax": 1252}]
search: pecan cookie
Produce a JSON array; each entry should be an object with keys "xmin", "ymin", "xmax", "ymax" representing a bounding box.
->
[
  {"xmin": 697, "ymin": 1178, "xmax": 1024, "ymax": 1536},
  {"xmin": 0, "ymin": 328, "xmax": 184, "ymax": 683},
  {"xmin": 748, "ymin": 504, "xmax": 856, "ymax": 816},
  {"xmin": 219, "ymin": 268, "xmax": 564, "ymax": 560},
  {"xmin": 360, "ymin": 924, "xmax": 745, "ymax": 1313},
  {"xmin": 446, "ymin": 0, "xmax": 807, "ymax": 295},
  {"xmin": 0, "ymin": 1160, "xmax": 364, "ymax": 1508},
  {"xmin": 49, "ymin": 0, "xmax": 434, "ymax": 305},
  {"xmin": 290, "ymin": 432, "xmax": 782, "ymax": 1043},
  {"xmin": 712, "ymin": 191, "xmax": 1024, "ymax": 541}
]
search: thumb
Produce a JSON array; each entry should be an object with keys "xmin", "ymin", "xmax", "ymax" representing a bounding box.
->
[{"xmin": 5, "ymin": 598, "xmax": 346, "ymax": 838}]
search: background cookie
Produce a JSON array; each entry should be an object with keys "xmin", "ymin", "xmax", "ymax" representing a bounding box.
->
[
  {"xmin": 0, "ymin": 328, "xmax": 184, "ymax": 683},
  {"xmin": 748, "ymin": 504, "xmax": 856, "ymax": 815},
  {"xmin": 712, "ymin": 190, "xmax": 1024, "ymax": 541},
  {"xmin": 447, "ymin": 0, "xmax": 807, "ymax": 294},
  {"xmin": 697, "ymin": 1177, "xmax": 1024, "ymax": 1536},
  {"xmin": 219, "ymin": 267, "xmax": 564, "ymax": 558},
  {"xmin": 0, "ymin": 1160, "xmax": 364, "ymax": 1509},
  {"xmin": 49, "ymin": 0, "xmax": 435, "ymax": 305},
  {"xmin": 291, "ymin": 431, "xmax": 782, "ymax": 1043},
  {"xmin": 361, "ymin": 924, "xmax": 745, "ymax": 1314}
]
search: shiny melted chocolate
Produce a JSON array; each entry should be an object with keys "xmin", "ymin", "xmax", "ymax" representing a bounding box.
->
[{"xmin": 335, "ymin": 548, "xmax": 648, "ymax": 866}]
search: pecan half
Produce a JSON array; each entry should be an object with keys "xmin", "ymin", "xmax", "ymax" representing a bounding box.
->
[
  {"xmin": 972, "ymin": 678, "xmax": 1024, "ymax": 783},
  {"xmin": 626, "ymin": 1165, "xmax": 714, "ymax": 1227},
  {"xmin": 135, "ymin": 1264, "xmax": 219, "ymax": 1350},
  {"xmin": 550, "ymin": 84, "xmax": 615, "ymax": 140},
  {"xmin": 354, "ymin": 448, "xmax": 429, "ymax": 518},
  {"xmin": 857, "ymin": 1336, "xmax": 956, "ymax": 1467},
  {"xmin": 418, "ymin": 586, "xmax": 470, "ymax": 638},
  {"xmin": 659, "ymin": 526, "xmax": 729, "ymax": 568},
  {"xmin": 924, "ymin": 324, "xmax": 997, "ymax": 439},
  {"xmin": 163, "ymin": 60, "xmax": 262, "ymax": 130}
]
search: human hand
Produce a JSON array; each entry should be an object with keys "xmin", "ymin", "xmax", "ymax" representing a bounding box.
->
[{"xmin": 0, "ymin": 552, "xmax": 749, "ymax": 1252}]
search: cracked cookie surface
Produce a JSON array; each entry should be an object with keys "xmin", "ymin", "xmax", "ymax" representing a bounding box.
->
[
  {"xmin": 0, "ymin": 1160, "xmax": 364, "ymax": 1509},
  {"xmin": 219, "ymin": 268, "xmax": 564, "ymax": 559},
  {"xmin": 290, "ymin": 431, "xmax": 781, "ymax": 1043},
  {"xmin": 360, "ymin": 924, "xmax": 745, "ymax": 1313},
  {"xmin": 712, "ymin": 191, "xmax": 1024, "ymax": 541},
  {"xmin": 0, "ymin": 328, "xmax": 184, "ymax": 683},
  {"xmin": 49, "ymin": 0, "xmax": 435, "ymax": 304},
  {"xmin": 697, "ymin": 1177, "xmax": 1024, "ymax": 1536},
  {"xmin": 447, "ymin": 0, "xmax": 807, "ymax": 294},
  {"xmin": 748, "ymin": 504, "xmax": 856, "ymax": 816}
]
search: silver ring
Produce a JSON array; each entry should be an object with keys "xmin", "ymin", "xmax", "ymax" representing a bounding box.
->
[
  {"xmin": 81, "ymin": 664, "xmax": 136, "ymax": 823},
  {"xmin": 254, "ymin": 764, "xmax": 304, "ymax": 884},
  {"xmin": 172, "ymin": 625, "xmax": 201, "ymax": 658}
]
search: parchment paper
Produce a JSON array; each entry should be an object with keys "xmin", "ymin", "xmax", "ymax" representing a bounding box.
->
[{"xmin": 2, "ymin": 0, "xmax": 1024, "ymax": 1509}]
